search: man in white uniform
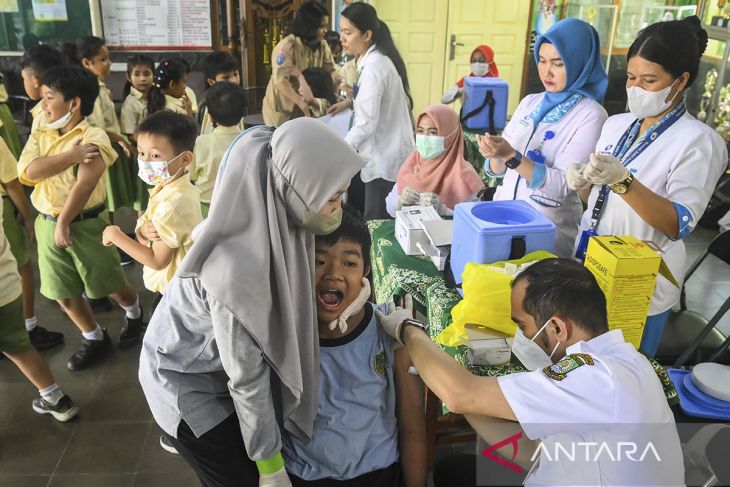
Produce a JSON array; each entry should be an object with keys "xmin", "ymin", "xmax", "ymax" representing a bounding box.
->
[{"xmin": 377, "ymin": 258, "xmax": 684, "ymax": 486}]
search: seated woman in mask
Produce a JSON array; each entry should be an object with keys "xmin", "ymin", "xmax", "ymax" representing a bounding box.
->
[{"xmin": 386, "ymin": 104, "xmax": 484, "ymax": 217}]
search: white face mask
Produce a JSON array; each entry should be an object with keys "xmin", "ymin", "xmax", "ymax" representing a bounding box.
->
[
  {"xmin": 138, "ymin": 152, "xmax": 184, "ymax": 185},
  {"xmin": 626, "ymin": 78, "xmax": 680, "ymax": 120},
  {"xmin": 471, "ymin": 62, "xmax": 490, "ymax": 77},
  {"xmin": 46, "ymin": 109, "xmax": 73, "ymax": 130},
  {"xmin": 511, "ymin": 319, "xmax": 561, "ymax": 371}
]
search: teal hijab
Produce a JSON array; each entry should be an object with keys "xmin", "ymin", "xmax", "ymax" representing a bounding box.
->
[{"xmin": 531, "ymin": 18, "xmax": 608, "ymax": 124}]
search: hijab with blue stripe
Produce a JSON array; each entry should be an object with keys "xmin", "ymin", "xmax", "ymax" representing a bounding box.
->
[{"xmin": 531, "ymin": 18, "xmax": 608, "ymax": 124}]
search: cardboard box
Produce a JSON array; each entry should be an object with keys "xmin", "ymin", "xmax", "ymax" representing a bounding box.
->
[
  {"xmin": 395, "ymin": 206, "xmax": 441, "ymax": 256},
  {"xmin": 464, "ymin": 324, "xmax": 513, "ymax": 366},
  {"xmin": 584, "ymin": 236, "xmax": 678, "ymax": 348}
]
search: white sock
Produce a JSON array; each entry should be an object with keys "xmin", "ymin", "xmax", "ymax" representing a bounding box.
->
[
  {"xmin": 121, "ymin": 296, "xmax": 142, "ymax": 320},
  {"xmin": 82, "ymin": 324, "xmax": 104, "ymax": 341},
  {"xmin": 25, "ymin": 316, "xmax": 38, "ymax": 331},
  {"xmin": 39, "ymin": 383, "xmax": 64, "ymax": 405}
]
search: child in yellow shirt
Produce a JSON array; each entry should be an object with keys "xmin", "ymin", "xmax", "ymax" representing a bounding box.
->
[
  {"xmin": 20, "ymin": 44, "xmax": 64, "ymax": 132},
  {"xmin": 66, "ymin": 36, "xmax": 136, "ymax": 218},
  {"xmin": 103, "ymin": 111, "xmax": 202, "ymax": 294},
  {"xmin": 191, "ymin": 82, "xmax": 247, "ymax": 217},
  {"xmin": 17, "ymin": 66, "xmax": 144, "ymax": 370},
  {"xmin": 120, "ymin": 55, "xmax": 155, "ymax": 142},
  {"xmin": 147, "ymin": 58, "xmax": 198, "ymax": 118},
  {"xmin": 1, "ymin": 137, "xmax": 64, "ymax": 351},
  {"xmin": 120, "ymin": 55, "xmax": 155, "ymax": 213},
  {"xmin": 199, "ymin": 52, "xmax": 245, "ymax": 135},
  {"xmin": 0, "ymin": 209, "xmax": 79, "ymax": 422}
]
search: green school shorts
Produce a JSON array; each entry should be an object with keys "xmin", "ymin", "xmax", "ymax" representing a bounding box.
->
[
  {"xmin": 2, "ymin": 197, "xmax": 30, "ymax": 267},
  {"xmin": 0, "ymin": 295, "xmax": 31, "ymax": 353},
  {"xmin": 200, "ymin": 202, "xmax": 210, "ymax": 219},
  {"xmin": 35, "ymin": 213, "xmax": 126, "ymax": 300}
]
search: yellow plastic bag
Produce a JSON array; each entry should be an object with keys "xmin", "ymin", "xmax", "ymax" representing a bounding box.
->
[{"xmin": 435, "ymin": 251, "xmax": 556, "ymax": 347}]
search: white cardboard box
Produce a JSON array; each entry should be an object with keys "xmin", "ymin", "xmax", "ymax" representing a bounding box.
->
[
  {"xmin": 395, "ymin": 206, "xmax": 442, "ymax": 255},
  {"xmin": 464, "ymin": 324, "xmax": 513, "ymax": 366}
]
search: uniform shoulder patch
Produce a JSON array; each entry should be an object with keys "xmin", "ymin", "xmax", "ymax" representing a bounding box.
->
[
  {"xmin": 374, "ymin": 351, "xmax": 386, "ymax": 375},
  {"xmin": 543, "ymin": 353, "xmax": 595, "ymax": 381}
]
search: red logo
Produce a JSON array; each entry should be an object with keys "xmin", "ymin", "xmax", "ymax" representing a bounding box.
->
[{"xmin": 480, "ymin": 432, "xmax": 524, "ymax": 473}]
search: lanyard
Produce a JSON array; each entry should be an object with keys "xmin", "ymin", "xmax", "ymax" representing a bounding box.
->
[{"xmin": 588, "ymin": 103, "xmax": 686, "ymax": 230}]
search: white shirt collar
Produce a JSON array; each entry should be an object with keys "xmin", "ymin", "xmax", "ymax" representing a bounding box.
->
[
  {"xmin": 356, "ymin": 44, "xmax": 377, "ymax": 71},
  {"xmin": 565, "ymin": 329, "xmax": 627, "ymax": 355}
]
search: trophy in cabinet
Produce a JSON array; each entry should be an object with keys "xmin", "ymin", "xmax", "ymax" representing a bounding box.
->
[
  {"xmin": 698, "ymin": 68, "xmax": 718, "ymax": 122},
  {"xmin": 714, "ymin": 84, "xmax": 730, "ymax": 141}
]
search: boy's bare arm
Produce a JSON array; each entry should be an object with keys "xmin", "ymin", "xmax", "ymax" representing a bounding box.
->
[
  {"xmin": 53, "ymin": 154, "xmax": 105, "ymax": 247},
  {"xmin": 103, "ymin": 225, "xmax": 174, "ymax": 270},
  {"xmin": 25, "ymin": 139, "xmax": 100, "ymax": 180},
  {"xmin": 394, "ymin": 346, "xmax": 428, "ymax": 487}
]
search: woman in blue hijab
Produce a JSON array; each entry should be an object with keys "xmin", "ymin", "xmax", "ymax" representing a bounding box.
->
[{"xmin": 476, "ymin": 18, "xmax": 608, "ymax": 257}]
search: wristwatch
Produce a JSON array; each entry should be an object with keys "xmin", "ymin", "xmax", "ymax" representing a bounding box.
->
[
  {"xmin": 610, "ymin": 173, "xmax": 634, "ymax": 194},
  {"xmin": 505, "ymin": 150, "xmax": 523, "ymax": 170},
  {"xmin": 399, "ymin": 318, "xmax": 428, "ymax": 344}
]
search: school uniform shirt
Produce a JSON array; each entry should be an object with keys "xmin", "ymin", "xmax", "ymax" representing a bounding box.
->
[
  {"xmin": 493, "ymin": 93, "xmax": 607, "ymax": 257},
  {"xmin": 29, "ymin": 102, "xmax": 46, "ymax": 132},
  {"xmin": 17, "ymin": 120, "xmax": 118, "ymax": 217},
  {"xmin": 577, "ymin": 111, "xmax": 727, "ymax": 315},
  {"xmin": 135, "ymin": 172, "xmax": 202, "ymax": 293},
  {"xmin": 282, "ymin": 303, "xmax": 399, "ymax": 481},
  {"xmin": 0, "ymin": 211, "xmax": 21, "ymax": 308},
  {"xmin": 164, "ymin": 86, "xmax": 199, "ymax": 116},
  {"xmin": 262, "ymin": 34, "xmax": 335, "ymax": 127},
  {"xmin": 87, "ymin": 80, "xmax": 122, "ymax": 137},
  {"xmin": 498, "ymin": 330, "xmax": 684, "ymax": 486},
  {"xmin": 0, "ymin": 138, "xmax": 18, "ymax": 197},
  {"xmin": 337, "ymin": 58, "xmax": 358, "ymax": 89},
  {"xmin": 120, "ymin": 87, "xmax": 148, "ymax": 136},
  {"xmin": 199, "ymin": 106, "xmax": 245, "ymax": 135},
  {"xmin": 191, "ymin": 125, "xmax": 240, "ymax": 203},
  {"xmin": 345, "ymin": 45, "xmax": 415, "ymax": 183}
]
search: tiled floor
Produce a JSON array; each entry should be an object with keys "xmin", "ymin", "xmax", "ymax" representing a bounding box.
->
[{"xmin": 0, "ymin": 208, "xmax": 728, "ymax": 486}]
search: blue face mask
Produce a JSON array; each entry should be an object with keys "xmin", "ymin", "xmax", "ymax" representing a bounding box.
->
[{"xmin": 415, "ymin": 134, "xmax": 446, "ymax": 160}]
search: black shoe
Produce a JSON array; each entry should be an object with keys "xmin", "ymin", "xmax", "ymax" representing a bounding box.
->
[
  {"xmin": 85, "ymin": 296, "xmax": 114, "ymax": 313},
  {"xmin": 159, "ymin": 434, "xmax": 179, "ymax": 455},
  {"xmin": 32, "ymin": 394, "xmax": 79, "ymax": 422},
  {"xmin": 28, "ymin": 325, "xmax": 64, "ymax": 350},
  {"xmin": 118, "ymin": 237, "xmax": 135, "ymax": 266},
  {"xmin": 67, "ymin": 330, "xmax": 112, "ymax": 370},
  {"xmin": 118, "ymin": 311, "xmax": 145, "ymax": 349}
]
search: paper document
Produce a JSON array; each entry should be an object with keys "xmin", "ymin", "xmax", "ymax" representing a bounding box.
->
[{"xmin": 316, "ymin": 108, "xmax": 352, "ymax": 138}]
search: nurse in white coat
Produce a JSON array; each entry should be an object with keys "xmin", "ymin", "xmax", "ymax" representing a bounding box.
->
[
  {"xmin": 477, "ymin": 18, "xmax": 608, "ymax": 258},
  {"xmin": 568, "ymin": 16, "xmax": 727, "ymax": 357}
]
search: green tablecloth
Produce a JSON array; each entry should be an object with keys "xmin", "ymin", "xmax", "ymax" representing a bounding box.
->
[{"xmin": 368, "ymin": 219, "xmax": 678, "ymax": 406}]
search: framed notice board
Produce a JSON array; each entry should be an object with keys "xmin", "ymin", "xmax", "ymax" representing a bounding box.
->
[
  {"xmin": 0, "ymin": 0, "xmax": 92, "ymax": 52},
  {"xmin": 100, "ymin": 0, "xmax": 213, "ymax": 50}
]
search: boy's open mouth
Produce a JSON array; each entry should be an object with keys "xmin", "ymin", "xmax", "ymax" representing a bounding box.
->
[{"xmin": 318, "ymin": 289, "xmax": 343, "ymax": 312}]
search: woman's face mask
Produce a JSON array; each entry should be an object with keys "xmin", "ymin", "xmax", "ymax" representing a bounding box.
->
[
  {"xmin": 301, "ymin": 207, "xmax": 343, "ymax": 235},
  {"xmin": 138, "ymin": 152, "xmax": 184, "ymax": 185},
  {"xmin": 415, "ymin": 134, "xmax": 446, "ymax": 160},
  {"xmin": 626, "ymin": 78, "xmax": 680, "ymax": 120},
  {"xmin": 471, "ymin": 62, "xmax": 490, "ymax": 77},
  {"xmin": 511, "ymin": 319, "xmax": 561, "ymax": 371}
]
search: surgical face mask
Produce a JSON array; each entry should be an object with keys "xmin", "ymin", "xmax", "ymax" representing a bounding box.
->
[
  {"xmin": 511, "ymin": 320, "xmax": 561, "ymax": 371},
  {"xmin": 471, "ymin": 62, "xmax": 490, "ymax": 77},
  {"xmin": 138, "ymin": 152, "xmax": 184, "ymax": 185},
  {"xmin": 301, "ymin": 207, "xmax": 343, "ymax": 235},
  {"xmin": 46, "ymin": 109, "xmax": 73, "ymax": 130},
  {"xmin": 415, "ymin": 134, "xmax": 446, "ymax": 160},
  {"xmin": 626, "ymin": 78, "xmax": 680, "ymax": 120}
]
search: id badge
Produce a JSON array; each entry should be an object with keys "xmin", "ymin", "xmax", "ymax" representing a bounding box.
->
[{"xmin": 575, "ymin": 229, "xmax": 598, "ymax": 262}]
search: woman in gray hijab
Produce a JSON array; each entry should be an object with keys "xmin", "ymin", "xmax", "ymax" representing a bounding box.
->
[{"xmin": 139, "ymin": 117, "xmax": 365, "ymax": 487}]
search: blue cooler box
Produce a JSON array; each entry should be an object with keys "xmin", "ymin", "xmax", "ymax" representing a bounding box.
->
[
  {"xmin": 450, "ymin": 201, "xmax": 556, "ymax": 287},
  {"xmin": 461, "ymin": 77, "xmax": 509, "ymax": 132}
]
